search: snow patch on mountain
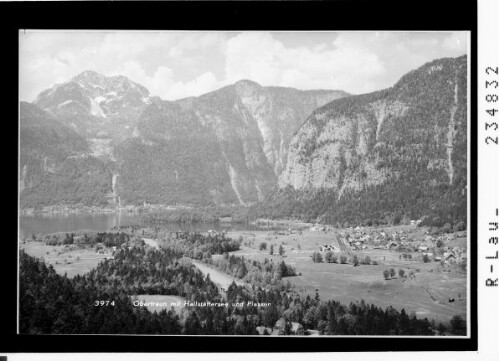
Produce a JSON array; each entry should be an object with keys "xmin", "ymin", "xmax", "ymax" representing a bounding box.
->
[
  {"xmin": 89, "ymin": 96, "xmax": 107, "ymax": 118},
  {"xmin": 57, "ymin": 100, "xmax": 74, "ymax": 108}
]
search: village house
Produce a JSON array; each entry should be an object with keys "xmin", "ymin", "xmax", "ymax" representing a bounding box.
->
[
  {"xmin": 256, "ymin": 326, "xmax": 272, "ymax": 335},
  {"xmin": 444, "ymin": 253, "xmax": 456, "ymax": 263},
  {"xmin": 291, "ymin": 322, "xmax": 304, "ymax": 335},
  {"xmin": 275, "ymin": 318, "xmax": 287, "ymax": 332},
  {"xmin": 387, "ymin": 241, "xmax": 398, "ymax": 249},
  {"xmin": 425, "ymin": 235, "xmax": 435, "ymax": 243},
  {"xmin": 273, "ymin": 318, "xmax": 304, "ymax": 335}
]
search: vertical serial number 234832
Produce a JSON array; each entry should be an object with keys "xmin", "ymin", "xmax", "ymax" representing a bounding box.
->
[{"xmin": 485, "ymin": 66, "xmax": 499, "ymax": 145}]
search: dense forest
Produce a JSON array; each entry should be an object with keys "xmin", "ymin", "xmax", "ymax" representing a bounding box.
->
[
  {"xmin": 247, "ymin": 176, "xmax": 466, "ymax": 229},
  {"xmin": 160, "ymin": 231, "xmax": 242, "ymax": 259},
  {"xmin": 208, "ymin": 253, "xmax": 297, "ymax": 290},
  {"xmin": 140, "ymin": 205, "xmax": 250, "ymax": 224},
  {"xmin": 19, "ymin": 251, "xmax": 182, "ymax": 334}
]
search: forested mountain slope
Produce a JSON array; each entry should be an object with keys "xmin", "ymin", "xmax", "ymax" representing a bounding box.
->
[
  {"xmin": 113, "ymin": 81, "xmax": 348, "ymax": 206},
  {"xmin": 20, "ymin": 102, "xmax": 112, "ymax": 208},
  {"xmin": 254, "ymin": 55, "xmax": 468, "ymax": 226}
]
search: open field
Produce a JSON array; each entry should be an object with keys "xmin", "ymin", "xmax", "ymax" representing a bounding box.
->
[
  {"xmin": 132, "ymin": 295, "xmax": 186, "ymax": 314},
  {"xmin": 223, "ymin": 225, "xmax": 467, "ymax": 324},
  {"xmin": 19, "ymin": 241, "xmax": 110, "ymax": 278}
]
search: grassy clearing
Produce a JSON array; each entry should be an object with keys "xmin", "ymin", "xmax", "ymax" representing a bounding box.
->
[{"xmin": 19, "ymin": 241, "xmax": 110, "ymax": 278}]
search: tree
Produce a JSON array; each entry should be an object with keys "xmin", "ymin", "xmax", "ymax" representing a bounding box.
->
[
  {"xmin": 454, "ymin": 221, "xmax": 466, "ymax": 232},
  {"xmin": 269, "ymin": 244, "xmax": 274, "ymax": 255},
  {"xmin": 325, "ymin": 251, "xmax": 333, "ymax": 263},
  {"xmin": 236, "ymin": 262, "xmax": 248, "ymax": 279},
  {"xmin": 422, "ymin": 254, "xmax": 430, "ymax": 263},
  {"xmin": 352, "ymin": 255, "xmax": 359, "ymax": 266},
  {"xmin": 450, "ymin": 315, "xmax": 466, "ymax": 335},
  {"xmin": 363, "ymin": 256, "xmax": 371, "ymax": 265},
  {"xmin": 279, "ymin": 244, "xmax": 285, "ymax": 256},
  {"xmin": 398, "ymin": 269, "xmax": 405, "ymax": 278},
  {"xmin": 340, "ymin": 255, "xmax": 348, "ymax": 264},
  {"xmin": 312, "ymin": 252, "xmax": 323, "ymax": 263},
  {"xmin": 184, "ymin": 311, "xmax": 202, "ymax": 335},
  {"xmin": 383, "ymin": 270, "xmax": 390, "ymax": 280},
  {"xmin": 437, "ymin": 323, "xmax": 447, "ymax": 335},
  {"xmin": 259, "ymin": 242, "xmax": 267, "ymax": 251},
  {"xmin": 390, "ymin": 268, "xmax": 396, "ymax": 278},
  {"xmin": 278, "ymin": 261, "xmax": 289, "ymax": 278}
]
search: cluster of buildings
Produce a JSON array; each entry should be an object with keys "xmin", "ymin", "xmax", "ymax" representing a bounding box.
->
[{"xmin": 335, "ymin": 227, "xmax": 467, "ymax": 265}]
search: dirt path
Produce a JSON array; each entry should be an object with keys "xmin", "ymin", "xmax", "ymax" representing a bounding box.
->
[
  {"xmin": 336, "ymin": 234, "xmax": 353, "ymax": 256},
  {"xmin": 190, "ymin": 259, "xmax": 247, "ymax": 292}
]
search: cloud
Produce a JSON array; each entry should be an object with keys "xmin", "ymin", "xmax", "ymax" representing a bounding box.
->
[
  {"xmin": 19, "ymin": 31, "xmax": 229, "ymax": 101},
  {"xmin": 224, "ymin": 32, "xmax": 385, "ymax": 94},
  {"xmin": 19, "ymin": 31, "xmax": 469, "ymax": 102},
  {"xmin": 112, "ymin": 61, "xmax": 223, "ymax": 100},
  {"xmin": 442, "ymin": 32, "xmax": 468, "ymax": 52}
]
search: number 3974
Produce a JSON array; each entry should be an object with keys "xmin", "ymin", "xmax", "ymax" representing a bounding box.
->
[
  {"xmin": 485, "ymin": 66, "xmax": 499, "ymax": 145},
  {"xmin": 94, "ymin": 300, "xmax": 116, "ymax": 306}
]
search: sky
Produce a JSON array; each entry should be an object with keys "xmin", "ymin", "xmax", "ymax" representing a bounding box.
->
[{"xmin": 19, "ymin": 31, "xmax": 468, "ymax": 102}]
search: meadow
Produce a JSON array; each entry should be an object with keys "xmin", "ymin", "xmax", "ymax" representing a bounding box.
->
[{"xmin": 19, "ymin": 241, "xmax": 111, "ymax": 278}]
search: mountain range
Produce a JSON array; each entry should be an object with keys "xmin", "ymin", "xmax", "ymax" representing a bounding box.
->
[{"xmin": 20, "ymin": 55, "xmax": 467, "ymax": 226}]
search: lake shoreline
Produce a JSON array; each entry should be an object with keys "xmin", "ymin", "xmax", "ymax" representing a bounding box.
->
[{"xmin": 19, "ymin": 203, "xmax": 197, "ymax": 216}]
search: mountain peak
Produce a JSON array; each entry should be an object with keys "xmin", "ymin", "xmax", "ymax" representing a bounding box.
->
[
  {"xmin": 72, "ymin": 70, "xmax": 106, "ymax": 83},
  {"xmin": 234, "ymin": 79, "xmax": 263, "ymax": 97},
  {"xmin": 234, "ymin": 79, "xmax": 261, "ymax": 87}
]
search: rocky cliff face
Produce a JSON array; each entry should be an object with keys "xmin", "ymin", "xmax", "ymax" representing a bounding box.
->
[
  {"xmin": 19, "ymin": 102, "xmax": 112, "ymax": 208},
  {"xmin": 23, "ymin": 72, "xmax": 348, "ymax": 208},
  {"xmin": 279, "ymin": 56, "xmax": 467, "ymax": 198},
  {"xmin": 34, "ymin": 70, "xmax": 154, "ymax": 138},
  {"xmin": 116, "ymin": 80, "xmax": 348, "ymax": 206}
]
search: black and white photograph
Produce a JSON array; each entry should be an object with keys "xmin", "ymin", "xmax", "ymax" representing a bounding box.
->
[{"xmin": 17, "ymin": 29, "xmax": 471, "ymax": 338}]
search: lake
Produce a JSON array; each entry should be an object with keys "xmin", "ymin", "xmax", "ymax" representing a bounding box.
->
[{"xmin": 19, "ymin": 212, "xmax": 285, "ymax": 239}]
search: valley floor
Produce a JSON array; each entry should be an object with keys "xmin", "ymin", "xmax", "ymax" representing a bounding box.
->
[
  {"xmin": 19, "ymin": 223, "xmax": 468, "ymax": 327},
  {"xmin": 222, "ymin": 225, "xmax": 467, "ymax": 325}
]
